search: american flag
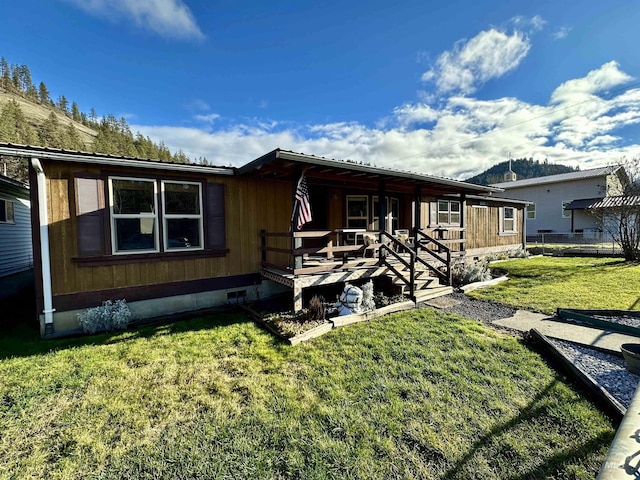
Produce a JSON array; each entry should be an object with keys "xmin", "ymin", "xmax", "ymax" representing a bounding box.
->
[{"xmin": 293, "ymin": 173, "xmax": 312, "ymax": 230}]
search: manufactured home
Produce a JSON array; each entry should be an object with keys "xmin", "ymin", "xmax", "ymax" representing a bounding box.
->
[
  {"xmin": 0, "ymin": 173, "xmax": 32, "ymax": 279},
  {"xmin": 0, "ymin": 143, "xmax": 525, "ymax": 337}
]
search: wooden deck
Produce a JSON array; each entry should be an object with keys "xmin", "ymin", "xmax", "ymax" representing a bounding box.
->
[{"xmin": 261, "ymin": 229, "xmax": 462, "ymax": 311}]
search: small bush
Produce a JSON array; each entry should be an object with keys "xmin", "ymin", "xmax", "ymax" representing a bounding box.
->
[
  {"xmin": 509, "ymin": 247, "xmax": 530, "ymax": 259},
  {"xmin": 361, "ymin": 280, "xmax": 376, "ymax": 312},
  {"xmin": 306, "ymin": 295, "xmax": 326, "ymax": 321},
  {"xmin": 452, "ymin": 260, "xmax": 492, "ymax": 288},
  {"xmin": 77, "ymin": 299, "xmax": 131, "ymax": 334}
]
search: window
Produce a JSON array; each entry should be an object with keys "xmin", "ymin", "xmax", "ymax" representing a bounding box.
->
[
  {"xmin": 76, "ymin": 175, "xmax": 224, "ymax": 258},
  {"xmin": 0, "ymin": 199, "xmax": 14, "ymax": 223},
  {"xmin": 108, "ymin": 177, "xmax": 204, "ymax": 254},
  {"xmin": 526, "ymin": 203, "xmax": 536, "ymax": 220},
  {"xmin": 346, "ymin": 195, "xmax": 368, "ymax": 229},
  {"xmin": 437, "ymin": 200, "xmax": 460, "ymax": 225},
  {"xmin": 502, "ymin": 207, "xmax": 516, "ymax": 233},
  {"xmin": 110, "ymin": 178, "xmax": 158, "ymax": 254},
  {"xmin": 562, "ymin": 201, "xmax": 572, "ymax": 219},
  {"xmin": 162, "ymin": 181, "xmax": 203, "ymax": 251}
]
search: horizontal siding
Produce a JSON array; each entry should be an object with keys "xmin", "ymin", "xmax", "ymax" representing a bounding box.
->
[{"xmin": 0, "ymin": 196, "xmax": 33, "ymax": 277}]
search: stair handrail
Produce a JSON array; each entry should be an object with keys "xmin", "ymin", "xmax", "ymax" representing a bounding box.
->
[
  {"xmin": 379, "ymin": 231, "xmax": 416, "ymax": 296},
  {"xmin": 415, "ymin": 229, "xmax": 452, "ymax": 285}
]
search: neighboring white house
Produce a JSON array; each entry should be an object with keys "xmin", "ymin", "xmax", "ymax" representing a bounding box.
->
[
  {"xmin": 490, "ymin": 165, "xmax": 626, "ymax": 234},
  {"xmin": 0, "ymin": 173, "xmax": 32, "ymax": 278}
]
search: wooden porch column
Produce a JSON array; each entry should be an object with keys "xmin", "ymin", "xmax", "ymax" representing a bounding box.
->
[
  {"xmin": 460, "ymin": 193, "xmax": 466, "ymax": 254},
  {"xmin": 379, "ymin": 180, "xmax": 387, "ymax": 232},
  {"xmin": 413, "ymin": 186, "xmax": 422, "ymax": 232},
  {"xmin": 292, "ymin": 170, "xmax": 303, "ymax": 270}
]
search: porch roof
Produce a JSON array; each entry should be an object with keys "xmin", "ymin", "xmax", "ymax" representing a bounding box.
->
[{"xmin": 236, "ymin": 149, "xmax": 503, "ymax": 195}]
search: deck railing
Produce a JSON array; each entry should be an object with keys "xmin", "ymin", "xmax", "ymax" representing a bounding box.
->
[{"xmin": 260, "ymin": 227, "xmax": 461, "ymax": 287}]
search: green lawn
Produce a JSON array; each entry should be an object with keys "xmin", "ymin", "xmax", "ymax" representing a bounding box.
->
[
  {"xmin": 471, "ymin": 256, "xmax": 640, "ymax": 314},
  {"xmin": 0, "ymin": 309, "xmax": 614, "ymax": 479}
]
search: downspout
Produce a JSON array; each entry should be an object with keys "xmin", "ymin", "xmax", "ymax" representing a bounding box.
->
[
  {"xmin": 522, "ymin": 204, "xmax": 527, "ymax": 249},
  {"xmin": 31, "ymin": 158, "xmax": 55, "ymax": 333}
]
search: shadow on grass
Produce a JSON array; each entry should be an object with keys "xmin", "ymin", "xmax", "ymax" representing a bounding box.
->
[
  {"xmin": 0, "ymin": 307, "xmax": 284, "ymax": 361},
  {"xmin": 442, "ymin": 378, "xmax": 614, "ymax": 479}
]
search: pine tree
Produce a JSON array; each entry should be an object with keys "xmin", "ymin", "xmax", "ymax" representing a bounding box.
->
[
  {"xmin": 56, "ymin": 95, "xmax": 69, "ymax": 114},
  {"xmin": 0, "ymin": 57, "xmax": 10, "ymax": 91},
  {"xmin": 71, "ymin": 101, "xmax": 81, "ymax": 122},
  {"xmin": 38, "ymin": 112, "xmax": 62, "ymax": 147},
  {"xmin": 0, "ymin": 100, "xmax": 38, "ymax": 144},
  {"xmin": 38, "ymin": 82, "xmax": 50, "ymax": 104}
]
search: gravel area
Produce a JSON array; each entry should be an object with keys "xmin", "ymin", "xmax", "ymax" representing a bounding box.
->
[
  {"xmin": 423, "ymin": 292, "xmax": 640, "ymax": 410},
  {"xmin": 592, "ymin": 314, "xmax": 640, "ymax": 330},
  {"xmin": 549, "ymin": 338, "xmax": 639, "ymax": 409}
]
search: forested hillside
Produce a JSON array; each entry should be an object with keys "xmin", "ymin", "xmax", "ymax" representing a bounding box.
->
[
  {"xmin": 0, "ymin": 57, "xmax": 206, "ymax": 183},
  {"xmin": 466, "ymin": 158, "xmax": 578, "ymax": 185}
]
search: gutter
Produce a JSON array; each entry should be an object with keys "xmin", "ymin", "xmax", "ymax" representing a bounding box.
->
[{"xmin": 31, "ymin": 158, "xmax": 55, "ymax": 333}]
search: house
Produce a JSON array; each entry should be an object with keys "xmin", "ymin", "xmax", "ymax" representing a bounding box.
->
[
  {"xmin": 0, "ymin": 173, "xmax": 32, "ymax": 279},
  {"xmin": 490, "ymin": 165, "xmax": 626, "ymax": 234},
  {"xmin": 0, "ymin": 143, "xmax": 526, "ymax": 337}
]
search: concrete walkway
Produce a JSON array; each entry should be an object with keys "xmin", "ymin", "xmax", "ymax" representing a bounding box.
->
[{"xmin": 493, "ymin": 310, "xmax": 640, "ymax": 354}]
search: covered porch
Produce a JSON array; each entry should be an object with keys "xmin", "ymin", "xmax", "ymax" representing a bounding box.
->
[{"xmin": 237, "ymin": 149, "xmax": 499, "ymax": 310}]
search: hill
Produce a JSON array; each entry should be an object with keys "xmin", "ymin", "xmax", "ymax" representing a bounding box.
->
[{"xmin": 466, "ymin": 158, "xmax": 578, "ymax": 185}]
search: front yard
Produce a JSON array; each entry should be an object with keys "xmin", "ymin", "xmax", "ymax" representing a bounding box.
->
[
  {"xmin": 0, "ymin": 306, "xmax": 614, "ymax": 479},
  {"xmin": 471, "ymin": 256, "xmax": 640, "ymax": 314}
]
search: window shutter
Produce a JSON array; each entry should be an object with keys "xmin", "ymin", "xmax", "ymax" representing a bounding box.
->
[
  {"xmin": 429, "ymin": 201, "xmax": 437, "ymax": 226},
  {"xmin": 206, "ymin": 183, "xmax": 226, "ymax": 251},
  {"xmin": 498, "ymin": 207, "xmax": 504, "ymax": 233},
  {"xmin": 75, "ymin": 176, "xmax": 105, "ymax": 256}
]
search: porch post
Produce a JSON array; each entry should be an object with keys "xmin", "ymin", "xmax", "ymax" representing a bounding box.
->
[
  {"xmin": 460, "ymin": 193, "xmax": 466, "ymax": 254},
  {"xmin": 292, "ymin": 170, "xmax": 303, "ymax": 270},
  {"xmin": 379, "ymin": 181, "xmax": 387, "ymax": 232},
  {"xmin": 414, "ymin": 186, "xmax": 421, "ymax": 231}
]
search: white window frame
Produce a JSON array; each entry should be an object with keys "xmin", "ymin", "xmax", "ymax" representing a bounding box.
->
[
  {"xmin": 526, "ymin": 203, "xmax": 536, "ymax": 220},
  {"xmin": 561, "ymin": 201, "xmax": 572, "ymax": 219},
  {"xmin": 0, "ymin": 198, "xmax": 15, "ymax": 224},
  {"xmin": 501, "ymin": 206, "xmax": 517, "ymax": 234},
  {"xmin": 437, "ymin": 200, "xmax": 461, "ymax": 225},
  {"xmin": 161, "ymin": 180, "xmax": 204, "ymax": 252},
  {"xmin": 346, "ymin": 195, "xmax": 369, "ymax": 229},
  {"xmin": 109, "ymin": 176, "xmax": 159, "ymax": 255}
]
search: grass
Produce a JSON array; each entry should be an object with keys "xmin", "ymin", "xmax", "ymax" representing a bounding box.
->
[
  {"xmin": 0, "ymin": 308, "xmax": 614, "ymax": 479},
  {"xmin": 472, "ymin": 256, "xmax": 640, "ymax": 314}
]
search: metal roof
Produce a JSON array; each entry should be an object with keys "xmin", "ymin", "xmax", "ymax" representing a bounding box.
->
[
  {"xmin": 490, "ymin": 165, "xmax": 622, "ymax": 189},
  {"xmin": 564, "ymin": 195, "xmax": 640, "ymax": 210},
  {"xmin": 237, "ymin": 149, "xmax": 502, "ymax": 194},
  {"xmin": 0, "ymin": 142, "xmax": 234, "ymax": 175}
]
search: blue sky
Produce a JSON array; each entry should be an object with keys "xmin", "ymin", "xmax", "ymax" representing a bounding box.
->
[{"xmin": 3, "ymin": 0, "xmax": 640, "ymax": 179}]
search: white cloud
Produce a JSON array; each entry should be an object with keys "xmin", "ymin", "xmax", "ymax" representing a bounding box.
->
[
  {"xmin": 65, "ymin": 0, "xmax": 204, "ymax": 40},
  {"xmin": 422, "ymin": 28, "xmax": 531, "ymax": 95},
  {"xmin": 552, "ymin": 26, "xmax": 571, "ymax": 40},
  {"xmin": 194, "ymin": 113, "xmax": 220, "ymax": 123}
]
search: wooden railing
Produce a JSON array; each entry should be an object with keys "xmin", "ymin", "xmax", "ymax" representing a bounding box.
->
[
  {"xmin": 260, "ymin": 229, "xmax": 380, "ymax": 275},
  {"xmin": 260, "ymin": 227, "xmax": 463, "ymax": 289}
]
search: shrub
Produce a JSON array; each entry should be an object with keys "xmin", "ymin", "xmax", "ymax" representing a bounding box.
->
[
  {"xmin": 306, "ymin": 295, "xmax": 326, "ymax": 321},
  {"xmin": 361, "ymin": 280, "xmax": 376, "ymax": 312},
  {"xmin": 509, "ymin": 247, "xmax": 530, "ymax": 259},
  {"xmin": 77, "ymin": 299, "xmax": 131, "ymax": 334},
  {"xmin": 451, "ymin": 260, "xmax": 492, "ymax": 288}
]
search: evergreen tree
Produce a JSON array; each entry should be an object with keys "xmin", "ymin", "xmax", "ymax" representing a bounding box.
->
[
  {"xmin": 0, "ymin": 100, "xmax": 38, "ymax": 144},
  {"xmin": 56, "ymin": 95, "xmax": 69, "ymax": 114},
  {"xmin": 63, "ymin": 122, "xmax": 84, "ymax": 150},
  {"xmin": 38, "ymin": 112, "xmax": 62, "ymax": 147},
  {"xmin": 0, "ymin": 58, "xmax": 10, "ymax": 91},
  {"xmin": 38, "ymin": 82, "xmax": 50, "ymax": 104},
  {"xmin": 71, "ymin": 101, "xmax": 81, "ymax": 122}
]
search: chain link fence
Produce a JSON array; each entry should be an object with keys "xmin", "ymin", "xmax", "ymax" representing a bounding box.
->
[{"xmin": 526, "ymin": 230, "xmax": 622, "ymax": 256}]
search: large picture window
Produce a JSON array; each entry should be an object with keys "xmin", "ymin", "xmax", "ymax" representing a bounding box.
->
[
  {"xmin": 0, "ymin": 199, "xmax": 14, "ymax": 224},
  {"xmin": 372, "ymin": 196, "xmax": 399, "ymax": 231},
  {"xmin": 162, "ymin": 181, "xmax": 203, "ymax": 251}
]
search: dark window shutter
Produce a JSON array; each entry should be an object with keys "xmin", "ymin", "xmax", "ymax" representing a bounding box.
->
[
  {"xmin": 206, "ymin": 183, "xmax": 226, "ymax": 251},
  {"xmin": 75, "ymin": 176, "xmax": 105, "ymax": 256}
]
